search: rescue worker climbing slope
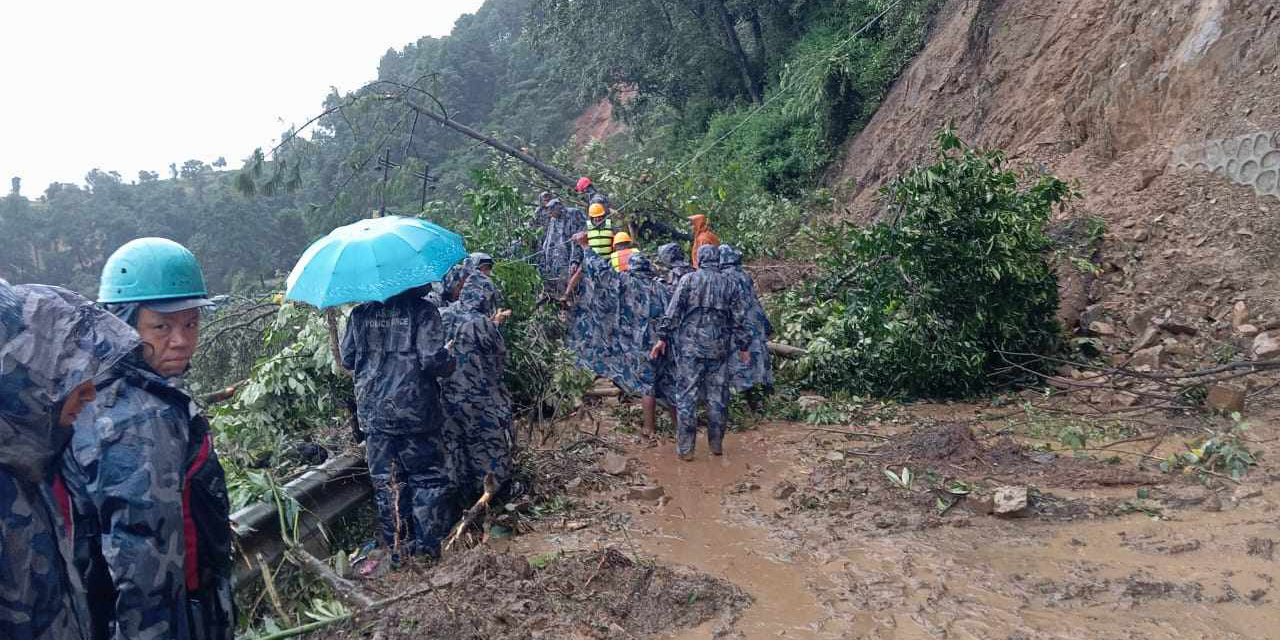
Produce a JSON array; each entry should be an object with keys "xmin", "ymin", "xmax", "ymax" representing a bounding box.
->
[
  {"xmin": 1, "ymin": 280, "xmax": 139, "ymax": 640},
  {"xmin": 536, "ymin": 197, "xmax": 586, "ymax": 295},
  {"xmin": 341, "ymin": 285, "xmax": 455, "ymax": 558},
  {"xmin": 62, "ymin": 238, "xmax": 235, "ymax": 640},
  {"xmin": 439, "ymin": 283, "xmax": 514, "ymax": 505},
  {"xmin": 650, "ymin": 245, "xmax": 750, "ymax": 460},
  {"xmin": 615, "ymin": 255, "xmax": 677, "ymax": 434},
  {"xmin": 565, "ymin": 233, "xmax": 623, "ymax": 381},
  {"xmin": 719, "ymin": 245, "xmax": 775, "ymax": 399}
]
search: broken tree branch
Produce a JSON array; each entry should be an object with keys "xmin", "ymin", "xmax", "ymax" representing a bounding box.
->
[
  {"xmin": 444, "ymin": 473, "xmax": 498, "ymax": 552},
  {"xmin": 288, "ymin": 546, "xmax": 375, "ymax": 608}
]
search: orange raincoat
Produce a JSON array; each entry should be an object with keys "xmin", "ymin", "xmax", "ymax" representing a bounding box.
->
[{"xmin": 688, "ymin": 214, "xmax": 720, "ymax": 268}]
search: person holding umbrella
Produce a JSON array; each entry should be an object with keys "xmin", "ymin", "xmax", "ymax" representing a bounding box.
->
[{"xmin": 285, "ymin": 216, "xmax": 469, "ymax": 560}]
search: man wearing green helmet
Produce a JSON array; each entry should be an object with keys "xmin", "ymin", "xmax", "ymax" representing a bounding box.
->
[{"xmin": 61, "ymin": 238, "xmax": 234, "ymax": 640}]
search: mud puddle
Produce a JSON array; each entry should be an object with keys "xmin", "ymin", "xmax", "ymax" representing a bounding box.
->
[{"xmin": 503, "ymin": 415, "xmax": 1280, "ymax": 639}]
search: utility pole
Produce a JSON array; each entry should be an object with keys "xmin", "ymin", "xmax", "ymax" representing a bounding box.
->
[
  {"xmin": 412, "ymin": 162, "xmax": 438, "ymax": 212},
  {"xmin": 375, "ymin": 149, "xmax": 399, "ymax": 217}
]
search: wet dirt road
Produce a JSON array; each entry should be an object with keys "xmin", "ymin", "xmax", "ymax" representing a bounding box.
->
[{"xmin": 510, "ymin": 421, "xmax": 1280, "ymax": 640}]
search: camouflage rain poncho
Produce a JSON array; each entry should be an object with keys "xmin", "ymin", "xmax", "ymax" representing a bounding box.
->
[
  {"xmin": 615, "ymin": 255, "xmax": 675, "ymax": 402},
  {"xmin": 537, "ymin": 201, "xmax": 586, "ymax": 294},
  {"xmin": 657, "ymin": 246, "xmax": 750, "ymax": 456},
  {"xmin": 440, "ymin": 290, "xmax": 514, "ymax": 500},
  {"xmin": 719, "ymin": 246, "xmax": 774, "ymax": 391},
  {"xmin": 1, "ymin": 281, "xmax": 138, "ymax": 640},
  {"xmin": 564, "ymin": 251, "xmax": 622, "ymax": 380},
  {"xmin": 657, "ymin": 243, "xmax": 694, "ymax": 288},
  {"xmin": 63, "ymin": 301, "xmax": 234, "ymax": 640}
]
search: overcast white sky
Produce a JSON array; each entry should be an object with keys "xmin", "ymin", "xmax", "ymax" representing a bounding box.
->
[{"xmin": 0, "ymin": 0, "xmax": 485, "ymax": 196}]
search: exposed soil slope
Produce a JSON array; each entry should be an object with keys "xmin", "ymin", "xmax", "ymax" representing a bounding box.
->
[{"xmin": 829, "ymin": 0, "xmax": 1280, "ymax": 361}]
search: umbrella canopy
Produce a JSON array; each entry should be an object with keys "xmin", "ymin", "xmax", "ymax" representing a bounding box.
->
[{"xmin": 285, "ymin": 215, "xmax": 467, "ymax": 309}]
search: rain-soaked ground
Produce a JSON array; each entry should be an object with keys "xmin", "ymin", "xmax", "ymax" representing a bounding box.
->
[
  {"xmin": 492, "ymin": 403, "xmax": 1280, "ymax": 640},
  {"xmin": 321, "ymin": 400, "xmax": 1280, "ymax": 639}
]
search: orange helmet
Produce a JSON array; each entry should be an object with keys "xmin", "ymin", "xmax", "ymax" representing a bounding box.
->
[
  {"xmin": 612, "ymin": 231, "xmax": 632, "ymax": 246},
  {"xmin": 588, "ymin": 202, "xmax": 607, "ymax": 217}
]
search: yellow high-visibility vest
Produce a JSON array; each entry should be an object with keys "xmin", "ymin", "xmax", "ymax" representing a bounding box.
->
[{"xmin": 586, "ymin": 219, "xmax": 614, "ymax": 257}]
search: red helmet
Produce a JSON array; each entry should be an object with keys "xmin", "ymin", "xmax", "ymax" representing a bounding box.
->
[{"xmin": 575, "ymin": 176, "xmax": 592, "ymax": 193}]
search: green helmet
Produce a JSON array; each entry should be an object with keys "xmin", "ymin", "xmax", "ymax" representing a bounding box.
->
[{"xmin": 98, "ymin": 238, "xmax": 212, "ymax": 307}]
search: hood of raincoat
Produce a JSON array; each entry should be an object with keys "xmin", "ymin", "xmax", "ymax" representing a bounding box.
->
[
  {"xmin": 0, "ymin": 281, "xmax": 140, "ymax": 483},
  {"xmin": 628, "ymin": 254, "xmax": 654, "ymax": 276},
  {"xmin": 657, "ymin": 243, "xmax": 685, "ymax": 267},
  {"xmin": 696, "ymin": 245, "xmax": 721, "ymax": 271},
  {"xmin": 719, "ymin": 245, "xmax": 743, "ymax": 267},
  {"xmin": 688, "ymin": 214, "xmax": 708, "ymax": 235}
]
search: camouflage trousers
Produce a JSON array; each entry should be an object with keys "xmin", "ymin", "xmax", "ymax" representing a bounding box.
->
[
  {"xmin": 454, "ymin": 413, "xmax": 515, "ymax": 504},
  {"xmin": 671, "ymin": 357, "xmax": 731, "ymax": 456},
  {"xmin": 365, "ymin": 432, "xmax": 456, "ymax": 558}
]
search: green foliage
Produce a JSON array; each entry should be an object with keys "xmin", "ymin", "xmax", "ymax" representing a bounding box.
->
[
  {"xmin": 1159, "ymin": 420, "xmax": 1260, "ymax": 481},
  {"xmin": 779, "ymin": 129, "xmax": 1077, "ymax": 398},
  {"xmin": 209, "ymin": 304, "xmax": 353, "ymax": 510}
]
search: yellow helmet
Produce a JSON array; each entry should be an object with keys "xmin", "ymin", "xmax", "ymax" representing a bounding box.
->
[
  {"xmin": 588, "ymin": 202, "xmax": 606, "ymax": 217},
  {"xmin": 612, "ymin": 231, "xmax": 632, "ymax": 246}
]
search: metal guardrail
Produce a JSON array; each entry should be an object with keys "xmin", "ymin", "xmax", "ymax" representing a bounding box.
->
[{"xmin": 230, "ymin": 455, "xmax": 373, "ymax": 589}]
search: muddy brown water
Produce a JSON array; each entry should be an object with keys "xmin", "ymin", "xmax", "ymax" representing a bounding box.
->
[{"xmin": 505, "ymin": 422, "xmax": 1280, "ymax": 639}]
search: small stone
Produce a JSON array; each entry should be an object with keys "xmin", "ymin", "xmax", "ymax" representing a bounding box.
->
[
  {"xmin": 1127, "ymin": 309, "xmax": 1155, "ymax": 334},
  {"xmin": 1237, "ymin": 324, "xmax": 1260, "ymax": 337},
  {"xmin": 1089, "ymin": 321, "xmax": 1117, "ymax": 336},
  {"xmin": 1206, "ymin": 385, "xmax": 1246, "ymax": 413},
  {"xmin": 602, "ymin": 453, "xmax": 628, "ymax": 476},
  {"xmin": 566, "ymin": 476, "xmax": 586, "ymax": 495},
  {"xmin": 772, "ymin": 481, "xmax": 797, "ymax": 500},
  {"xmin": 1157, "ymin": 319, "xmax": 1197, "ymax": 336},
  {"xmin": 1203, "ymin": 494, "xmax": 1223, "ymax": 512},
  {"xmin": 628, "ymin": 485, "xmax": 665, "ymax": 501},
  {"xmin": 1233, "ymin": 301, "xmax": 1250, "ymax": 329},
  {"xmin": 1252, "ymin": 331, "xmax": 1280, "ymax": 360},
  {"xmin": 1134, "ymin": 168, "xmax": 1161, "ymax": 192},
  {"xmin": 1132, "ymin": 227, "xmax": 1150, "ymax": 242},
  {"xmin": 1232, "ymin": 486, "xmax": 1263, "ymax": 502},
  {"xmin": 992, "ymin": 486, "xmax": 1029, "ymax": 515},
  {"xmin": 1132, "ymin": 325, "xmax": 1161, "ymax": 351},
  {"xmin": 797, "ymin": 395, "xmax": 827, "ymax": 410},
  {"xmin": 1131, "ymin": 345, "xmax": 1164, "ymax": 369},
  {"xmin": 826, "ymin": 451, "xmax": 846, "ymax": 462}
]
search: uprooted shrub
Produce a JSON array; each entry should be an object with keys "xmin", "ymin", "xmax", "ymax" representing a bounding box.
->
[{"xmin": 779, "ymin": 128, "xmax": 1077, "ymax": 397}]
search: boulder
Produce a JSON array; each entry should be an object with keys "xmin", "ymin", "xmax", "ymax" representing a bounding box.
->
[
  {"xmin": 1233, "ymin": 301, "xmax": 1250, "ymax": 329},
  {"xmin": 797, "ymin": 395, "xmax": 827, "ymax": 411},
  {"xmin": 1237, "ymin": 324, "xmax": 1260, "ymax": 337},
  {"xmin": 1132, "ymin": 325, "xmax": 1161, "ymax": 351},
  {"xmin": 602, "ymin": 453, "xmax": 628, "ymax": 476},
  {"xmin": 1131, "ymin": 345, "xmax": 1164, "ymax": 369},
  {"xmin": 1089, "ymin": 321, "xmax": 1117, "ymax": 336},
  {"xmin": 1205, "ymin": 385, "xmax": 1245, "ymax": 413},
  {"xmin": 1253, "ymin": 331, "xmax": 1280, "ymax": 360},
  {"xmin": 992, "ymin": 486, "xmax": 1029, "ymax": 515}
]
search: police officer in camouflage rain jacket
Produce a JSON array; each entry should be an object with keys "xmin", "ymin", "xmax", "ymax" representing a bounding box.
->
[
  {"xmin": 657, "ymin": 243, "xmax": 694, "ymax": 288},
  {"xmin": 650, "ymin": 245, "xmax": 750, "ymax": 459},
  {"xmin": 1, "ymin": 280, "xmax": 139, "ymax": 640},
  {"xmin": 341, "ymin": 286, "xmax": 456, "ymax": 557},
  {"xmin": 537, "ymin": 198, "xmax": 586, "ymax": 295},
  {"xmin": 62, "ymin": 239, "xmax": 234, "ymax": 640},
  {"xmin": 565, "ymin": 237, "xmax": 623, "ymax": 381},
  {"xmin": 719, "ymin": 246, "xmax": 774, "ymax": 395},
  {"xmin": 439, "ymin": 285, "xmax": 514, "ymax": 504}
]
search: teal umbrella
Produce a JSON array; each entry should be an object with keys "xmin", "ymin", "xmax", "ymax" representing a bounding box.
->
[{"xmin": 285, "ymin": 215, "xmax": 467, "ymax": 309}]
